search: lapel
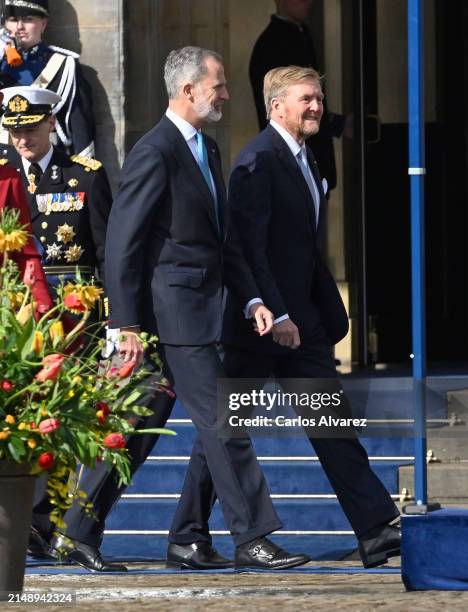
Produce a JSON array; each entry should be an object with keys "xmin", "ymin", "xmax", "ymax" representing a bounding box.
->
[
  {"xmin": 206, "ymin": 141, "xmax": 227, "ymax": 240},
  {"xmin": 306, "ymin": 146, "xmax": 326, "ymax": 231},
  {"xmin": 267, "ymin": 125, "xmax": 316, "ymax": 232},
  {"xmin": 161, "ymin": 116, "xmax": 220, "ymax": 236}
]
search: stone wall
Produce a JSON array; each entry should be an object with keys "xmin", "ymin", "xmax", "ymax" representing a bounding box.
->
[{"xmin": 46, "ymin": 0, "xmax": 124, "ymax": 190}]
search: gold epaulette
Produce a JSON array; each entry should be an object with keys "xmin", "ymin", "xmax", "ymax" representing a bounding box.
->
[
  {"xmin": 70, "ymin": 155, "xmax": 102, "ymax": 172},
  {"xmin": 0, "ymin": 159, "xmax": 9, "ymax": 166}
]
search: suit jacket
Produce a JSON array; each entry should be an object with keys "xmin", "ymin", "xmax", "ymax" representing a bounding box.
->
[
  {"xmin": 105, "ymin": 114, "xmax": 260, "ymax": 345},
  {"xmin": 222, "ymin": 125, "xmax": 348, "ymax": 352},
  {"xmin": 0, "ymin": 165, "xmax": 52, "ymax": 313},
  {"xmin": 249, "ymin": 15, "xmax": 345, "ymax": 190},
  {"xmin": 4, "ymin": 146, "xmax": 112, "ymax": 285}
]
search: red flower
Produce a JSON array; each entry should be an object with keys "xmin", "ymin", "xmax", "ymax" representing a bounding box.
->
[
  {"xmin": 1, "ymin": 380, "xmax": 13, "ymax": 392},
  {"xmin": 103, "ymin": 433, "xmax": 126, "ymax": 449},
  {"xmin": 22, "ymin": 261, "xmax": 36, "ymax": 287},
  {"xmin": 63, "ymin": 293, "xmax": 86, "ymax": 313},
  {"xmin": 96, "ymin": 401, "xmax": 110, "ymax": 425},
  {"xmin": 35, "ymin": 354, "xmax": 65, "ymax": 382},
  {"xmin": 39, "ymin": 418, "xmax": 61, "ymax": 434},
  {"xmin": 118, "ymin": 361, "xmax": 136, "ymax": 379},
  {"xmin": 38, "ymin": 452, "xmax": 55, "ymax": 470}
]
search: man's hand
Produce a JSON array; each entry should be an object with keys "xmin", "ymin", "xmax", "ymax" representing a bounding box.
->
[
  {"xmin": 249, "ymin": 303, "xmax": 274, "ymax": 336},
  {"xmin": 119, "ymin": 327, "xmax": 145, "ymax": 365},
  {"xmin": 272, "ymin": 319, "xmax": 301, "ymax": 349}
]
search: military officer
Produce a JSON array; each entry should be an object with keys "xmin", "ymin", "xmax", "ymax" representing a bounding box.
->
[
  {"xmin": 0, "ymin": 0, "xmax": 95, "ymax": 157},
  {"xmin": 0, "ymin": 85, "xmax": 110, "ymax": 295}
]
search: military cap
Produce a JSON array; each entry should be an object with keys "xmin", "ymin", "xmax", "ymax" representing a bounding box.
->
[
  {"xmin": 1, "ymin": 85, "xmax": 60, "ymax": 128},
  {"xmin": 3, "ymin": 0, "xmax": 49, "ymax": 18}
]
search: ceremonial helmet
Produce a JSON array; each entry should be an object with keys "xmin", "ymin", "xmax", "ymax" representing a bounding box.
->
[{"xmin": 3, "ymin": 1, "xmax": 49, "ymax": 19}]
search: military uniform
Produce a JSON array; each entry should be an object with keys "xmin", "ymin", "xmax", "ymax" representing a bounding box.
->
[
  {"xmin": 2, "ymin": 145, "xmax": 111, "ymax": 290},
  {"xmin": 0, "ymin": 0, "xmax": 95, "ymax": 156}
]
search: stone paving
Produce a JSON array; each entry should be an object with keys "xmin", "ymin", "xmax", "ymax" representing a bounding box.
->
[{"xmin": 6, "ymin": 558, "xmax": 468, "ymax": 612}]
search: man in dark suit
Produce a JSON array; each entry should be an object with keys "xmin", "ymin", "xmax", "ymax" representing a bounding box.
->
[
  {"xmin": 1, "ymin": 85, "xmax": 174, "ymax": 573},
  {"xmin": 102, "ymin": 47, "xmax": 310, "ymax": 571},
  {"xmin": 249, "ymin": 0, "xmax": 346, "ymax": 192},
  {"xmin": 174, "ymin": 66, "xmax": 401, "ymax": 569}
]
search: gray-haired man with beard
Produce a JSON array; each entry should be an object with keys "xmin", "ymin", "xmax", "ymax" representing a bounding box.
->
[{"xmin": 102, "ymin": 47, "xmax": 310, "ymax": 571}]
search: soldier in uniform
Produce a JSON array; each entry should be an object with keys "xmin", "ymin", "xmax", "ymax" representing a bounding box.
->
[
  {"xmin": 1, "ymin": 85, "xmax": 175, "ymax": 573},
  {"xmin": 0, "ymin": 0, "xmax": 95, "ymax": 157},
  {"xmin": 0, "ymin": 85, "xmax": 110, "ymax": 295}
]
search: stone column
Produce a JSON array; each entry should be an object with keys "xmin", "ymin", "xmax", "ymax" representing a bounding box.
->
[{"xmin": 47, "ymin": 0, "xmax": 124, "ymax": 190}]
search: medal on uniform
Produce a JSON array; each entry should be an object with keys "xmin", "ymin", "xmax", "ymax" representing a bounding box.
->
[
  {"xmin": 27, "ymin": 173, "xmax": 38, "ymax": 194},
  {"xmin": 55, "ymin": 223, "xmax": 76, "ymax": 244}
]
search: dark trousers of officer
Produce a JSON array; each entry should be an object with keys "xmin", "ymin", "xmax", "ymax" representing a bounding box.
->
[
  {"xmin": 161, "ymin": 343, "xmax": 282, "ymax": 547},
  {"xmin": 169, "ymin": 338, "xmax": 399, "ymax": 543},
  {"xmin": 32, "ymin": 363, "xmax": 175, "ymax": 547}
]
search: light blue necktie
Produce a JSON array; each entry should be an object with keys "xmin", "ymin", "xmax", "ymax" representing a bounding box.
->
[
  {"xmin": 297, "ymin": 149, "xmax": 319, "ymax": 225},
  {"xmin": 196, "ymin": 132, "xmax": 222, "ymax": 233},
  {"xmin": 196, "ymin": 132, "xmax": 215, "ymax": 197}
]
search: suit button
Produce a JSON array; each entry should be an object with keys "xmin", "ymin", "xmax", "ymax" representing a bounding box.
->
[
  {"xmin": 41, "ymin": 222, "xmax": 48, "ymax": 229},
  {"xmin": 40, "ymin": 236, "xmax": 46, "ymax": 243}
]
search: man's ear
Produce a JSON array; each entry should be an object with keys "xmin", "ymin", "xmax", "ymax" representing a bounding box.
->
[
  {"xmin": 182, "ymin": 82, "xmax": 194, "ymax": 101},
  {"xmin": 48, "ymin": 115, "xmax": 56, "ymax": 132},
  {"xmin": 40, "ymin": 17, "xmax": 48, "ymax": 35}
]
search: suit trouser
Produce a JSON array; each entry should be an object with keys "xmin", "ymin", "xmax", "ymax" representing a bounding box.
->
[
  {"xmin": 32, "ymin": 363, "xmax": 175, "ymax": 547},
  {"xmin": 169, "ymin": 340, "xmax": 399, "ymax": 542},
  {"xmin": 162, "ymin": 343, "xmax": 282, "ymax": 547}
]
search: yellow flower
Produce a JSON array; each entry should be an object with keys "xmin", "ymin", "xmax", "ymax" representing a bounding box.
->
[
  {"xmin": 4, "ymin": 229, "xmax": 28, "ymax": 253},
  {"xmin": 63, "ymin": 282, "xmax": 103, "ymax": 311},
  {"xmin": 8, "ymin": 291, "xmax": 25, "ymax": 310},
  {"xmin": 71, "ymin": 375, "xmax": 82, "ymax": 386},
  {"xmin": 67, "ymin": 390, "xmax": 75, "ymax": 398},
  {"xmin": 16, "ymin": 303, "xmax": 33, "ymax": 326},
  {"xmin": 0, "ymin": 431, "xmax": 10, "ymax": 440},
  {"xmin": 49, "ymin": 321, "xmax": 65, "ymax": 343},
  {"xmin": 27, "ymin": 438, "xmax": 37, "ymax": 449},
  {"xmin": 5, "ymin": 415, "xmax": 15, "ymax": 425},
  {"xmin": 18, "ymin": 422, "xmax": 27, "ymax": 431},
  {"xmin": 40, "ymin": 409, "xmax": 48, "ymax": 417},
  {"xmin": 31, "ymin": 331, "xmax": 44, "ymax": 355}
]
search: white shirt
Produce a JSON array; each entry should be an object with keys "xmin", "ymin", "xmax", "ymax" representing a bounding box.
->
[{"xmin": 21, "ymin": 145, "xmax": 54, "ymax": 176}]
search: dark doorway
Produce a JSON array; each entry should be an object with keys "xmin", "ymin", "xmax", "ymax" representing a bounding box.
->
[{"xmin": 345, "ymin": 0, "xmax": 468, "ymax": 366}]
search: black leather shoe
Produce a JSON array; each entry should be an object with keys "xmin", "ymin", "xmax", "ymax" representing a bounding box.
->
[
  {"xmin": 166, "ymin": 542, "xmax": 234, "ymax": 569},
  {"xmin": 50, "ymin": 534, "xmax": 127, "ymax": 572},
  {"xmin": 358, "ymin": 523, "xmax": 401, "ymax": 569},
  {"xmin": 235, "ymin": 537, "xmax": 310, "ymax": 570},
  {"xmin": 28, "ymin": 526, "xmax": 54, "ymax": 560}
]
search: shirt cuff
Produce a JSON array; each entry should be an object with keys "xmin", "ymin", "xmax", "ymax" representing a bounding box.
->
[
  {"xmin": 273, "ymin": 313, "xmax": 290, "ymax": 325},
  {"xmin": 244, "ymin": 297, "xmax": 263, "ymax": 319}
]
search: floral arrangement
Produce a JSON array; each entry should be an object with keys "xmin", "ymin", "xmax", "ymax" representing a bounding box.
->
[{"xmin": 0, "ymin": 209, "xmax": 172, "ymax": 528}]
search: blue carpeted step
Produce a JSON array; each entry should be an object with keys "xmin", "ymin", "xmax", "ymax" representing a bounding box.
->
[
  {"xmin": 101, "ymin": 533, "xmax": 358, "ymax": 562},
  {"xmin": 106, "ymin": 498, "xmax": 352, "ymax": 532},
  {"xmin": 126, "ymin": 459, "xmax": 407, "ymax": 495},
  {"xmin": 154, "ymin": 421, "xmax": 415, "ymax": 458}
]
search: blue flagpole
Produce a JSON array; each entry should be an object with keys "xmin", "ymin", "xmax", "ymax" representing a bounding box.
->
[{"xmin": 407, "ymin": 0, "xmax": 427, "ymax": 509}]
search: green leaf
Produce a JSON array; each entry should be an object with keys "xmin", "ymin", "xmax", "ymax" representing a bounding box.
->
[
  {"xmin": 133, "ymin": 428, "xmax": 176, "ymax": 436},
  {"xmin": 7, "ymin": 436, "xmax": 26, "ymax": 462}
]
